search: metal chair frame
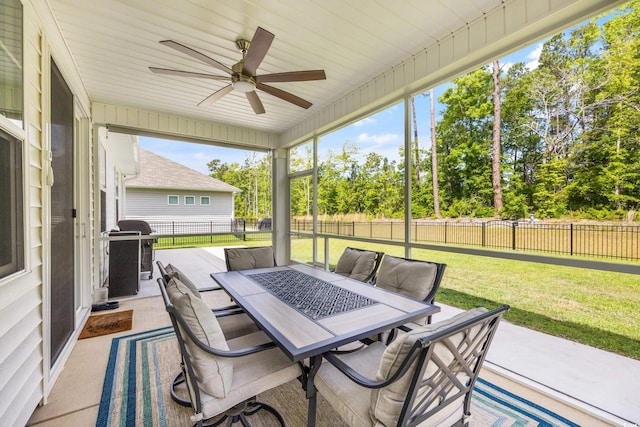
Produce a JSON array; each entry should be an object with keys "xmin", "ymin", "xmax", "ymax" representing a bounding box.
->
[
  {"xmin": 157, "ymin": 275, "xmax": 290, "ymax": 427},
  {"xmin": 321, "ymin": 305, "xmax": 509, "ymax": 427}
]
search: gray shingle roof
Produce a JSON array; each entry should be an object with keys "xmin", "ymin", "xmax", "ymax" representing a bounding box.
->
[{"xmin": 126, "ymin": 148, "xmax": 241, "ymax": 193}]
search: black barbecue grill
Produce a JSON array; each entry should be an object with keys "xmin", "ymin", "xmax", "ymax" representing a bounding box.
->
[{"xmin": 117, "ymin": 220, "xmax": 157, "ymax": 279}]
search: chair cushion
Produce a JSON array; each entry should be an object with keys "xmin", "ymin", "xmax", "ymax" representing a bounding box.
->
[
  {"xmin": 165, "ymin": 263, "xmax": 202, "ymax": 298},
  {"xmin": 199, "ymin": 331, "xmax": 302, "ymax": 419},
  {"xmin": 375, "ymin": 256, "xmax": 437, "ymax": 301},
  {"xmin": 225, "ymin": 247, "xmax": 275, "ymax": 271},
  {"xmin": 335, "ymin": 248, "xmax": 377, "ymax": 282},
  {"xmin": 315, "ymin": 342, "xmax": 386, "ymax": 427},
  {"xmin": 168, "ymin": 278, "xmax": 232, "ymax": 399},
  {"xmin": 370, "ymin": 308, "xmax": 488, "ymax": 426}
]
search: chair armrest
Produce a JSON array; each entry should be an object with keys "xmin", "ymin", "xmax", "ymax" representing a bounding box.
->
[
  {"xmin": 322, "ymin": 347, "xmax": 422, "ymax": 390},
  {"xmin": 212, "ymin": 307, "xmax": 244, "ymax": 317},
  {"xmin": 170, "ymin": 305, "xmax": 276, "ymax": 358},
  {"xmin": 199, "ymin": 286, "xmax": 223, "ymax": 292},
  {"xmin": 322, "ymin": 352, "xmax": 386, "ymax": 389}
]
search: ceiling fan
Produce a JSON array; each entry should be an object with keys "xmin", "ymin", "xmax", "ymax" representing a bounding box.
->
[{"xmin": 149, "ymin": 27, "xmax": 326, "ymax": 114}]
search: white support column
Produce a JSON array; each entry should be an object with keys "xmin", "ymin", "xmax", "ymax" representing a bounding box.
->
[{"xmin": 271, "ymin": 148, "xmax": 290, "ymax": 265}]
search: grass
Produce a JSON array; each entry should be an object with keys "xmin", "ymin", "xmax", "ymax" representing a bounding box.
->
[
  {"xmin": 290, "ymin": 238, "xmax": 640, "ymax": 360},
  {"xmin": 156, "ymin": 235, "xmax": 640, "ymax": 360}
]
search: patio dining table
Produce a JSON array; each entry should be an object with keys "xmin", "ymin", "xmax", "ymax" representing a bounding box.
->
[{"xmin": 210, "ymin": 263, "xmax": 440, "ymax": 427}]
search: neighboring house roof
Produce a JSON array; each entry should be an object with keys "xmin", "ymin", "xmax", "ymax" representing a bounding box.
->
[{"xmin": 126, "ymin": 148, "xmax": 241, "ymax": 193}]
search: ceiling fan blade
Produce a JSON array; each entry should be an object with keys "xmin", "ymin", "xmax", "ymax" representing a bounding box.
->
[
  {"xmin": 160, "ymin": 40, "xmax": 234, "ymax": 75},
  {"xmin": 242, "ymin": 27, "xmax": 274, "ymax": 76},
  {"xmin": 149, "ymin": 67, "xmax": 230, "ymax": 80},
  {"xmin": 256, "ymin": 70, "xmax": 326, "ymax": 83},
  {"xmin": 246, "ymin": 91, "xmax": 266, "ymax": 114},
  {"xmin": 198, "ymin": 84, "xmax": 234, "ymax": 107},
  {"xmin": 257, "ymin": 82, "xmax": 312, "ymax": 109}
]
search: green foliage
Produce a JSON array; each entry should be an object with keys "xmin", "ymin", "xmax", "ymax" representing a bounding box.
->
[{"xmin": 208, "ymin": 153, "xmax": 272, "ymax": 218}]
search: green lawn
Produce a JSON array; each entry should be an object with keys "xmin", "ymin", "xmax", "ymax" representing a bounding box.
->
[
  {"xmin": 290, "ymin": 238, "xmax": 640, "ymax": 360},
  {"xmin": 159, "ymin": 236, "xmax": 640, "ymax": 360}
]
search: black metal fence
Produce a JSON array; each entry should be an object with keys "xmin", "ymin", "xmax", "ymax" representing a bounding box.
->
[
  {"xmin": 142, "ymin": 218, "xmax": 639, "ymax": 261},
  {"xmin": 147, "ymin": 218, "xmax": 272, "ymax": 248},
  {"xmin": 291, "ymin": 219, "xmax": 640, "ymax": 261}
]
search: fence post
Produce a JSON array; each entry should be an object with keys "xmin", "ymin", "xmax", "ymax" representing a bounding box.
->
[
  {"xmin": 482, "ymin": 222, "xmax": 486, "ymax": 247},
  {"xmin": 243, "ymin": 220, "xmax": 246, "ymax": 241},
  {"xmin": 352, "ymin": 221, "xmax": 355, "ymax": 237},
  {"xmin": 570, "ymin": 223, "xmax": 573, "ymax": 256},
  {"xmin": 370, "ymin": 222, "xmax": 373, "ymax": 239},
  {"xmin": 444, "ymin": 222, "xmax": 447, "ymax": 244},
  {"xmin": 172, "ymin": 221, "xmax": 175, "ymax": 246},
  {"xmin": 211, "ymin": 221, "xmax": 213, "ymax": 243},
  {"xmin": 512, "ymin": 221, "xmax": 517, "ymax": 250}
]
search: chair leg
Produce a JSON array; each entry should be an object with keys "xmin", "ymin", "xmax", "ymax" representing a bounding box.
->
[
  {"xmin": 201, "ymin": 398, "xmax": 285, "ymax": 427},
  {"xmin": 170, "ymin": 371, "xmax": 192, "ymax": 407}
]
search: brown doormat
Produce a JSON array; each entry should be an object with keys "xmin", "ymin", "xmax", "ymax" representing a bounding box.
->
[{"xmin": 79, "ymin": 309, "xmax": 133, "ymax": 339}]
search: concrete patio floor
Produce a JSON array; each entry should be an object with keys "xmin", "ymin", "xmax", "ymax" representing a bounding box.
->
[{"xmin": 30, "ymin": 246, "xmax": 639, "ymax": 426}]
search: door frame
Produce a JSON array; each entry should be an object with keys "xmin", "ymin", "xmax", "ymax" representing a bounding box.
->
[{"xmin": 43, "ymin": 57, "xmax": 92, "ymax": 398}]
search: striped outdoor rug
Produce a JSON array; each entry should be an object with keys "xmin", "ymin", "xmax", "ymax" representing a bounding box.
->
[{"xmin": 97, "ymin": 327, "xmax": 581, "ymax": 427}]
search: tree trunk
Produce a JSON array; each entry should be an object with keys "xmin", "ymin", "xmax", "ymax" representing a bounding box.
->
[
  {"xmin": 411, "ymin": 97, "xmax": 421, "ymax": 188},
  {"xmin": 492, "ymin": 60, "xmax": 504, "ymax": 213},
  {"xmin": 429, "ymin": 89, "xmax": 441, "ymax": 217}
]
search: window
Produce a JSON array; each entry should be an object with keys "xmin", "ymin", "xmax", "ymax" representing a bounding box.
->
[
  {"xmin": 200, "ymin": 196, "xmax": 210, "ymax": 206},
  {"xmin": 0, "ymin": 128, "xmax": 24, "ymax": 279},
  {"xmin": 0, "ymin": 0, "xmax": 23, "ymax": 127},
  {"xmin": 185, "ymin": 195, "xmax": 195, "ymax": 206},
  {"xmin": 168, "ymin": 195, "xmax": 179, "ymax": 205}
]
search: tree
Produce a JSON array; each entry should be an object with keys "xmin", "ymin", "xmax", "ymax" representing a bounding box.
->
[
  {"xmin": 429, "ymin": 89, "xmax": 441, "ymax": 217},
  {"xmin": 411, "ymin": 97, "xmax": 421, "ymax": 188},
  {"xmin": 491, "ymin": 60, "xmax": 504, "ymax": 214},
  {"xmin": 437, "ymin": 67, "xmax": 494, "ymax": 216}
]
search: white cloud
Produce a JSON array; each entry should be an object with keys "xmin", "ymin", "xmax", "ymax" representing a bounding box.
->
[
  {"xmin": 353, "ymin": 117, "xmax": 376, "ymax": 127},
  {"xmin": 525, "ymin": 43, "xmax": 543, "ymax": 70},
  {"xmin": 357, "ymin": 132, "xmax": 400, "ymax": 145}
]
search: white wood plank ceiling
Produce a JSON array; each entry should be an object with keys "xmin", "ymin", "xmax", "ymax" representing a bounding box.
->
[{"xmin": 47, "ymin": 0, "xmax": 622, "ymax": 141}]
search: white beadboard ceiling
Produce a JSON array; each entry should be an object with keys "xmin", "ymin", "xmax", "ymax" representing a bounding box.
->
[{"xmin": 47, "ymin": 0, "xmax": 619, "ymax": 140}]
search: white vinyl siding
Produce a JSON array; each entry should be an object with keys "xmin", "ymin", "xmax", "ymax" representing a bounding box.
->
[
  {"xmin": 0, "ymin": 3, "xmax": 44, "ymax": 426},
  {"xmin": 126, "ymin": 188, "xmax": 234, "ymax": 220}
]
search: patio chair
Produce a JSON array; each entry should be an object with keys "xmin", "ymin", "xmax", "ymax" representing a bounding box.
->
[
  {"xmin": 157, "ymin": 275, "xmax": 301, "ymax": 426},
  {"xmin": 158, "ymin": 261, "xmax": 241, "ymax": 315},
  {"xmin": 314, "ymin": 305, "xmax": 509, "ymax": 427},
  {"xmin": 223, "ymin": 246, "xmax": 276, "ymax": 271},
  {"xmin": 375, "ymin": 255, "xmax": 446, "ymax": 328},
  {"xmin": 334, "ymin": 247, "xmax": 384, "ymax": 283}
]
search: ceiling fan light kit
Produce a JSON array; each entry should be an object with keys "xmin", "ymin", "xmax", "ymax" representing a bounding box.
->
[
  {"xmin": 231, "ymin": 76, "xmax": 256, "ymax": 93},
  {"xmin": 149, "ymin": 27, "xmax": 326, "ymax": 114}
]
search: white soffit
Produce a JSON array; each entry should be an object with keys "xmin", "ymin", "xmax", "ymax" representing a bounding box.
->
[{"xmin": 48, "ymin": 0, "xmax": 625, "ymax": 149}]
